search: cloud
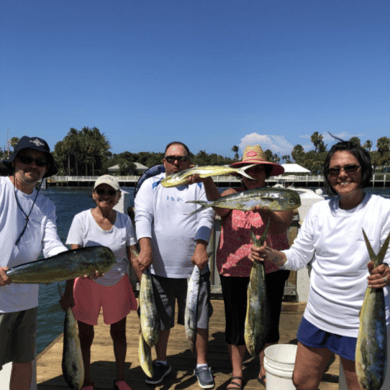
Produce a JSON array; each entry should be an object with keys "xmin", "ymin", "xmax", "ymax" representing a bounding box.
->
[{"xmin": 238, "ymin": 133, "xmax": 294, "ymax": 155}]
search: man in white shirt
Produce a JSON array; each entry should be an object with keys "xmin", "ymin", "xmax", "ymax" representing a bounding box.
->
[
  {"xmin": 135, "ymin": 141, "xmax": 215, "ymax": 388},
  {"xmin": 0, "ymin": 136, "xmax": 67, "ymax": 390}
]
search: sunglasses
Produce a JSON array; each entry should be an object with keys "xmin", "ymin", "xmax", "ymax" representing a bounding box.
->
[
  {"xmin": 165, "ymin": 156, "xmax": 188, "ymax": 163},
  {"xmin": 18, "ymin": 155, "xmax": 48, "ymax": 167},
  {"xmin": 328, "ymin": 164, "xmax": 360, "ymax": 176},
  {"xmin": 95, "ymin": 189, "xmax": 118, "ymax": 196}
]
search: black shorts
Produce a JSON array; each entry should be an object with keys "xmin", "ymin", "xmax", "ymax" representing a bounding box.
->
[{"xmin": 220, "ymin": 270, "xmax": 290, "ymax": 345}]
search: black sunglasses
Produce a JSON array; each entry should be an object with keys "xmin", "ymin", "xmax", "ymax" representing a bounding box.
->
[
  {"xmin": 95, "ymin": 189, "xmax": 118, "ymax": 196},
  {"xmin": 18, "ymin": 155, "xmax": 48, "ymax": 167},
  {"xmin": 328, "ymin": 164, "xmax": 360, "ymax": 176},
  {"xmin": 165, "ymin": 156, "xmax": 188, "ymax": 163}
]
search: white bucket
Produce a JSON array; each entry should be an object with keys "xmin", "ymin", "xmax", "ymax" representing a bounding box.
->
[{"xmin": 263, "ymin": 344, "xmax": 297, "ymax": 390}]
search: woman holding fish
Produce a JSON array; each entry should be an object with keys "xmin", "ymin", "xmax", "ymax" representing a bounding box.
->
[
  {"xmin": 191, "ymin": 145, "xmax": 294, "ymax": 389},
  {"xmin": 60, "ymin": 175, "xmax": 142, "ymax": 390},
  {"xmin": 251, "ymin": 141, "xmax": 390, "ymax": 390}
]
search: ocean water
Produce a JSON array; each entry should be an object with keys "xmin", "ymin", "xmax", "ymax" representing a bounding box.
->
[{"xmin": 36, "ymin": 186, "xmax": 390, "ymax": 355}]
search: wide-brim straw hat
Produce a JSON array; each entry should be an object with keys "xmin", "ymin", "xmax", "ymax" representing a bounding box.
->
[{"xmin": 230, "ymin": 145, "xmax": 284, "ymax": 176}]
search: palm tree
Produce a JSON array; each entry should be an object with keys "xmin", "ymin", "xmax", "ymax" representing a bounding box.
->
[{"xmin": 231, "ymin": 145, "xmax": 239, "ymax": 160}]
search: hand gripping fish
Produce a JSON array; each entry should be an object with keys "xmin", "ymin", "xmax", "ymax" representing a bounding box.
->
[
  {"xmin": 245, "ymin": 220, "xmax": 271, "ymax": 357},
  {"xmin": 5, "ymin": 246, "xmax": 115, "ymax": 284},
  {"xmin": 184, "ymin": 265, "xmax": 201, "ymax": 352},
  {"xmin": 160, "ymin": 164, "xmax": 256, "ymax": 188},
  {"xmin": 186, "ymin": 187, "xmax": 301, "ymax": 217},
  {"xmin": 356, "ymin": 229, "xmax": 390, "ymax": 390},
  {"xmin": 58, "ymin": 285, "xmax": 84, "ymax": 390}
]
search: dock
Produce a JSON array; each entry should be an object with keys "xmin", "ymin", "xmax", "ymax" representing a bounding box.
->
[{"xmin": 36, "ymin": 300, "xmax": 340, "ymax": 390}]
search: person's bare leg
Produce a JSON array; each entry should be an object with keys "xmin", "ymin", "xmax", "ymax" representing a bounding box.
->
[
  {"xmin": 195, "ymin": 328, "xmax": 209, "ymax": 364},
  {"xmin": 111, "ymin": 317, "xmax": 127, "ymax": 381},
  {"xmin": 340, "ymin": 357, "xmax": 361, "ymax": 390},
  {"xmin": 292, "ymin": 342, "xmax": 331, "ymax": 390},
  {"xmin": 155, "ymin": 329, "xmax": 170, "ymax": 361},
  {"xmin": 226, "ymin": 344, "xmax": 246, "ymax": 389},
  {"xmin": 78, "ymin": 321, "xmax": 94, "ymax": 386},
  {"xmin": 10, "ymin": 361, "xmax": 32, "ymax": 390}
]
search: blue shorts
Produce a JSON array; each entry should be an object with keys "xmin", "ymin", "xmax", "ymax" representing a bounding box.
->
[{"xmin": 297, "ymin": 316, "xmax": 357, "ymax": 361}]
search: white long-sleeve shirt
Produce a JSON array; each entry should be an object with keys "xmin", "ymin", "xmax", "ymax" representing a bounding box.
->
[
  {"xmin": 282, "ymin": 193, "xmax": 390, "ymax": 337},
  {"xmin": 0, "ymin": 177, "xmax": 67, "ymax": 313},
  {"xmin": 135, "ymin": 172, "xmax": 215, "ymax": 278}
]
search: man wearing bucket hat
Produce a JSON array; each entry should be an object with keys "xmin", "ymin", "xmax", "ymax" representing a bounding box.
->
[
  {"xmin": 190, "ymin": 145, "xmax": 292, "ymax": 389},
  {"xmin": 0, "ymin": 136, "xmax": 67, "ymax": 389}
]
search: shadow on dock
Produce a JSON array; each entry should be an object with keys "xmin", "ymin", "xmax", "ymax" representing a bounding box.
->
[{"xmin": 36, "ymin": 300, "xmax": 339, "ymax": 389}]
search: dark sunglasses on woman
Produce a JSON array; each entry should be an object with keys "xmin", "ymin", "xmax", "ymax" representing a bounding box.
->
[
  {"xmin": 328, "ymin": 164, "xmax": 360, "ymax": 176},
  {"xmin": 95, "ymin": 189, "xmax": 118, "ymax": 196}
]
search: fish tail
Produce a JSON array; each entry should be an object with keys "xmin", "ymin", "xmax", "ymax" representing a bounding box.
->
[
  {"xmin": 377, "ymin": 231, "xmax": 390, "ymax": 265},
  {"xmin": 251, "ymin": 220, "xmax": 271, "ymax": 247},
  {"xmin": 238, "ymin": 164, "xmax": 257, "ymax": 180}
]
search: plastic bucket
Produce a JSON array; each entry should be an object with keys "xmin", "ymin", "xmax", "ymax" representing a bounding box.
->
[{"xmin": 263, "ymin": 344, "xmax": 297, "ymax": 390}]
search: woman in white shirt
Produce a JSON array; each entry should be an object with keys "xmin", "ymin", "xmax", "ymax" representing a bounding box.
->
[
  {"xmin": 250, "ymin": 141, "xmax": 390, "ymax": 390},
  {"xmin": 60, "ymin": 175, "xmax": 141, "ymax": 390}
]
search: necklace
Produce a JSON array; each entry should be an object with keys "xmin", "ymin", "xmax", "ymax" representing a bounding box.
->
[{"xmin": 14, "ymin": 179, "xmax": 42, "ymax": 245}]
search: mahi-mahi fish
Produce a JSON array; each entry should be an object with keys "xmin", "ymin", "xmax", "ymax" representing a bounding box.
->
[
  {"xmin": 186, "ymin": 187, "xmax": 301, "ymax": 217},
  {"xmin": 161, "ymin": 164, "xmax": 256, "ymax": 188},
  {"xmin": 245, "ymin": 220, "xmax": 271, "ymax": 357},
  {"xmin": 184, "ymin": 265, "xmax": 201, "ymax": 352},
  {"xmin": 5, "ymin": 246, "xmax": 115, "ymax": 284},
  {"xmin": 356, "ymin": 229, "xmax": 390, "ymax": 390},
  {"xmin": 58, "ymin": 285, "xmax": 84, "ymax": 390},
  {"xmin": 131, "ymin": 249, "xmax": 160, "ymax": 348}
]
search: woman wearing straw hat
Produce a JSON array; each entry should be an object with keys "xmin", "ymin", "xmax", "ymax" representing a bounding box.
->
[{"xmin": 190, "ymin": 145, "xmax": 292, "ymax": 389}]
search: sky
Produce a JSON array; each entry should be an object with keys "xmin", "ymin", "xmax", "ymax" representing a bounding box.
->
[{"xmin": 1, "ymin": 0, "xmax": 389, "ymax": 160}]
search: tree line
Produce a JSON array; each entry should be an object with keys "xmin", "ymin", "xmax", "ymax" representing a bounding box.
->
[{"xmin": 2, "ymin": 128, "xmax": 390, "ymax": 176}]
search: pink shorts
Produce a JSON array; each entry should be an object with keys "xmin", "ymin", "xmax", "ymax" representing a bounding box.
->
[{"xmin": 72, "ymin": 275, "xmax": 137, "ymax": 326}]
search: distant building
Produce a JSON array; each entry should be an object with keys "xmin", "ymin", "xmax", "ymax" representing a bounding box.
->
[{"xmin": 107, "ymin": 162, "xmax": 148, "ymax": 175}]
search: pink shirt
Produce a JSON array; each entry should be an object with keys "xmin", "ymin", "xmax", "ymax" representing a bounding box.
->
[{"xmin": 217, "ymin": 189, "xmax": 290, "ymax": 277}]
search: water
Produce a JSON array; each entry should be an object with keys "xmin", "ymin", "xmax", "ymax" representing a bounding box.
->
[{"xmin": 36, "ymin": 186, "xmax": 390, "ymax": 355}]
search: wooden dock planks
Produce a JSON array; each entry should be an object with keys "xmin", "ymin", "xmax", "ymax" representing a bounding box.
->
[{"xmin": 36, "ymin": 299, "xmax": 339, "ymax": 389}]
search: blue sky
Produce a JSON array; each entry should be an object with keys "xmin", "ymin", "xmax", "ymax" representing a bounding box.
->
[{"xmin": 1, "ymin": 0, "xmax": 389, "ymax": 159}]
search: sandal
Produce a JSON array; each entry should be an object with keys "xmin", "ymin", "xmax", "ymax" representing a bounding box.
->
[
  {"xmin": 113, "ymin": 380, "xmax": 133, "ymax": 390},
  {"xmin": 227, "ymin": 376, "xmax": 245, "ymax": 390},
  {"xmin": 257, "ymin": 375, "xmax": 266, "ymax": 386},
  {"xmin": 81, "ymin": 383, "xmax": 95, "ymax": 390}
]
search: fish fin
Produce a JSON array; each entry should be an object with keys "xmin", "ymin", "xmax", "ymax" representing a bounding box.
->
[
  {"xmin": 130, "ymin": 248, "xmax": 139, "ymax": 258},
  {"xmin": 58, "ymin": 283, "xmax": 64, "ymax": 298},
  {"xmin": 362, "ymin": 229, "xmax": 376, "ymax": 263},
  {"xmin": 238, "ymin": 164, "xmax": 257, "ymax": 180},
  {"xmin": 185, "ymin": 200, "xmax": 210, "ymax": 216},
  {"xmin": 377, "ymin": 231, "xmax": 390, "ymax": 265},
  {"xmin": 251, "ymin": 220, "xmax": 271, "ymax": 247}
]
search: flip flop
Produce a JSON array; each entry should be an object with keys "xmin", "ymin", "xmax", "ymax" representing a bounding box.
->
[
  {"xmin": 227, "ymin": 376, "xmax": 245, "ymax": 390},
  {"xmin": 257, "ymin": 375, "xmax": 266, "ymax": 386}
]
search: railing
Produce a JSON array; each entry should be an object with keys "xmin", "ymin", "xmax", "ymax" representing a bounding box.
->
[{"xmin": 48, "ymin": 173, "xmax": 389, "ymax": 186}]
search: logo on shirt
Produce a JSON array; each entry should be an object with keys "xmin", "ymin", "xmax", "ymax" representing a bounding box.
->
[{"xmin": 167, "ymin": 196, "xmax": 183, "ymax": 202}]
